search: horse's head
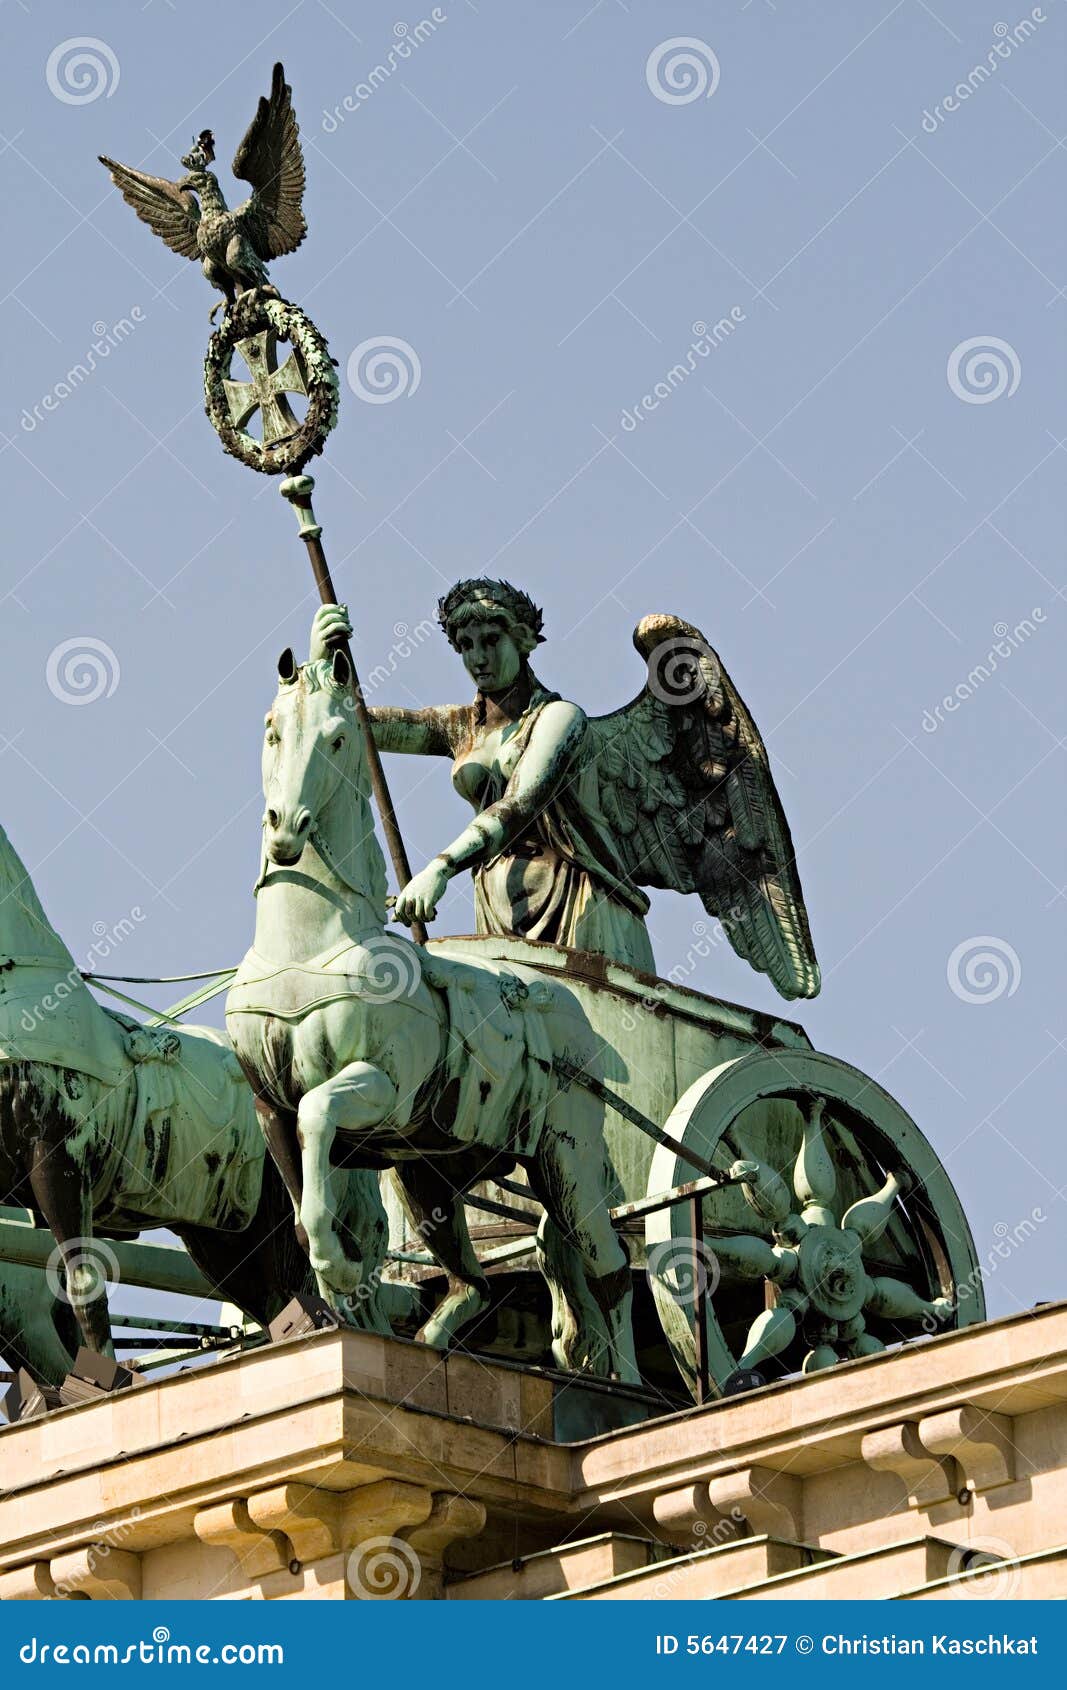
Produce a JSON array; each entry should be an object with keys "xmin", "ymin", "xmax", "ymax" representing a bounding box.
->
[{"xmin": 262, "ymin": 647, "xmax": 361, "ymax": 867}]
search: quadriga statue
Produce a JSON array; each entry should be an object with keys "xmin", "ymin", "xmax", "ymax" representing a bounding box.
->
[{"xmin": 227, "ymin": 587, "xmax": 818, "ymax": 1381}]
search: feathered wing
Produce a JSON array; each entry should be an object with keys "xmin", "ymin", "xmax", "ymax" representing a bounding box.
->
[
  {"xmin": 232, "ymin": 61, "xmax": 307, "ymax": 261},
  {"xmin": 97, "ymin": 158, "xmax": 200, "ymax": 260},
  {"xmin": 586, "ymin": 613, "xmax": 820, "ymax": 1001}
]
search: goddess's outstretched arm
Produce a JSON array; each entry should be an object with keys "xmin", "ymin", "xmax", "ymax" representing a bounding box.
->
[{"xmin": 309, "ymin": 604, "xmax": 463, "ymax": 756}]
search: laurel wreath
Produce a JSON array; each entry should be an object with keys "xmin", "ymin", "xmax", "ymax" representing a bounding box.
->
[{"xmin": 203, "ymin": 293, "xmax": 340, "ymax": 475}]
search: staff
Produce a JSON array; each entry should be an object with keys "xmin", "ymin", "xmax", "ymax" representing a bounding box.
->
[{"xmin": 279, "ymin": 475, "xmax": 427, "ymax": 945}]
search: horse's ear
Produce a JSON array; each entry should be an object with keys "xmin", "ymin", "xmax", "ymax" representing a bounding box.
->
[
  {"xmin": 331, "ymin": 649, "xmax": 351, "ymax": 688},
  {"xmin": 277, "ymin": 647, "xmax": 298, "ymax": 683}
]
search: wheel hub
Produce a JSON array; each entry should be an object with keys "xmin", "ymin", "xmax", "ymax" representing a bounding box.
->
[{"xmin": 797, "ymin": 1225, "xmax": 866, "ymax": 1322}]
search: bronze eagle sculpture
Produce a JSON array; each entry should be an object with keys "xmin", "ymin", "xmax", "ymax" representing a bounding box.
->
[{"xmin": 99, "ymin": 62, "xmax": 306, "ymax": 312}]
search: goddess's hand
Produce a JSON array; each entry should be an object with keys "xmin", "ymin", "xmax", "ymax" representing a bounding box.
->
[
  {"xmin": 310, "ymin": 603, "xmax": 352, "ymax": 660},
  {"xmin": 393, "ymin": 860, "xmax": 450, "ymax": 925}
]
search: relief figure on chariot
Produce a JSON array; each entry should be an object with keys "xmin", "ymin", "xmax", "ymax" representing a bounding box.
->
[{"xmin": 308, "ymin": 579, "xmax": 820, "ymax": 1002}]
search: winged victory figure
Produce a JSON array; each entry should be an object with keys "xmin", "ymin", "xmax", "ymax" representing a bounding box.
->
[
  {"xmin": 99, "ymin": 62, "xmax": 306, "ymax": 312},
  {"xmin": 309, "ymin": 589, "xmax": 821, "ymax": 1002}
]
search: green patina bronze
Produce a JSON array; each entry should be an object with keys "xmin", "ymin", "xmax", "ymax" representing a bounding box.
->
[
  {"xmin": 67, "ymin": 58, "xmax": 988, "ymax": 1403},
  {"xmin": 313, "ymin": 588, "xmax": 819, "ymax": 998},
  {"xmin": 99, "ymin": 64, "xmax": 307, "ymax": 313},
  {"xmin": 227, "ymin": 638, "xmax": 640, "ymax": 1380},
  {"xmin": 0, "ymin": 819, "xmax": 391, "ymax": 1377},
  {"xmin": 224, "ymin": 609, "xmax": 981, "ymax": 1393}
]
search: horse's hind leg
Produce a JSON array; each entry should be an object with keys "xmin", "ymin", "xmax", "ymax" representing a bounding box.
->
[
  {"xmin": 535, "ymin": 1212, "xmax": 611, "ymax": 1376},
  {"xmin": 179, "ymin": 1153, "xmax": 310, "ymax": 1330},
  {"xmin": 392, "ymin": 1155, "xmax": 491, "ymax": 1350},
  {"xmin": 530, "ymin": 1126, "xmax": 639, "ymax": 1385},
  {"xmin": 28, "ymin": 1135, "xmax": 113, "ymax": 1358}
]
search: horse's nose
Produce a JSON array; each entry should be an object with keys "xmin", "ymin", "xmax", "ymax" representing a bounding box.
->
[{"xmin": 264, "ymin": 806, "xmax": 312, "ymax": 866}]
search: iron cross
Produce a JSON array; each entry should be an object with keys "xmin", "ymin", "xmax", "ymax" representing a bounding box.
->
[{"xmin": 223, "ymin": 329, "xmax": 307, "ymax": 445}]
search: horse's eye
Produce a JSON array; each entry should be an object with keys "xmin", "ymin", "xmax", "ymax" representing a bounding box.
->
[{"xmin": 331, "ymin": 734, "xmax": 345, "ymax": 753}]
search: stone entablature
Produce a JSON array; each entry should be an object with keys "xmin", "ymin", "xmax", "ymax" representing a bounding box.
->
[{"xmin": 1, "ymin": 1304, "xmax": 1065, "ymax": 1600}]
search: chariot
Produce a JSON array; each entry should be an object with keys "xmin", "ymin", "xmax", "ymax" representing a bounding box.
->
[{"xmin": 391, "ymin": 933, "xmax": 984, "ymax": 1404}]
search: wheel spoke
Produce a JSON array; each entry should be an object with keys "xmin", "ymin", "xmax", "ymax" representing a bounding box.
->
[
  {"xmin": 864, "ymin": 1274, "xmax": 954, "ymax": 1325},
  {"xmin": 841, "ymin": 1171, "xmax": 902, "ymax": 1247},
  {"xmin": 728, "ymin": 1144, "xmax": 791, "ymax": 1227},
  {"xmin": 711, "ymin": 1234, "xmax": 798, "ymax": 1285},
  {"xmin": 735, "ymin": 1297, "xmax": 804, "ymax": 1372},
  {"xmin": 793, "ymin": 1094, "xmax": 836, "ymax": 1216}
]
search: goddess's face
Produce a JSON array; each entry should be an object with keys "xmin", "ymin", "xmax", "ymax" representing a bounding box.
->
[{"xmin": 454, "ymin": 617, "xmax": 523, "ymax": 693}]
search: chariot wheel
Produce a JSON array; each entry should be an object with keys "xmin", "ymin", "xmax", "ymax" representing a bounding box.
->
[{"xmin": 644, "ymin": 1049, "xmax": 983, "ymax": 1401}]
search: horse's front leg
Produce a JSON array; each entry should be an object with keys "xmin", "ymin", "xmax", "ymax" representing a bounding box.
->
[{"xmin": 297, "ymin": 1062, "xmax": 396, "ymax": 1298}]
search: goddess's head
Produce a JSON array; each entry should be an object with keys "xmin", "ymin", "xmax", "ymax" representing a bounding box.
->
[{"xmin": 436, "ymin": 577, "xmax": 545, "ymax": 694}]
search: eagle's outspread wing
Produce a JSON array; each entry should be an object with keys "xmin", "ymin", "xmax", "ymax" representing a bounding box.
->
[
  {"xmin": 232, "ymin": 62, "xmax": 307, "ymax": 262},
  {"xmin": 97, "ymin": 158, "xmax": 201, "ymax": 260},
  {"xmin": 586, "ymin": 613, "xmax": 820, "ymax": 1001}
]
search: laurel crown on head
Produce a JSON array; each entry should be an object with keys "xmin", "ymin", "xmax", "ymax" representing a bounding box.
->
[{"xmin": 436, "ymin": 578, "xmax": 546, "ymax": 656}]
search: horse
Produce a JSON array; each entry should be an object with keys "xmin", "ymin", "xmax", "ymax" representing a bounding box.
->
[
  {"xmin": 0, "ymin": 817, "xmax": 391, "ymax": 1374},
  {"xmin": 226, "ymin": 644, "xmax": 639, "ymax": 1382}
]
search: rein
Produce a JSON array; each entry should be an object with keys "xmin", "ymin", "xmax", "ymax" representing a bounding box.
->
[{"xmin": 82, "ymin": 967, "xmax": 238, "ymax": 1025}]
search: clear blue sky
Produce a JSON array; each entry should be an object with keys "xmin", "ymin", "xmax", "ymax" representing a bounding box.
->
[{"xmin": 1, "ymin": 0, "xmax": 1064, "ymax": 1322}]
